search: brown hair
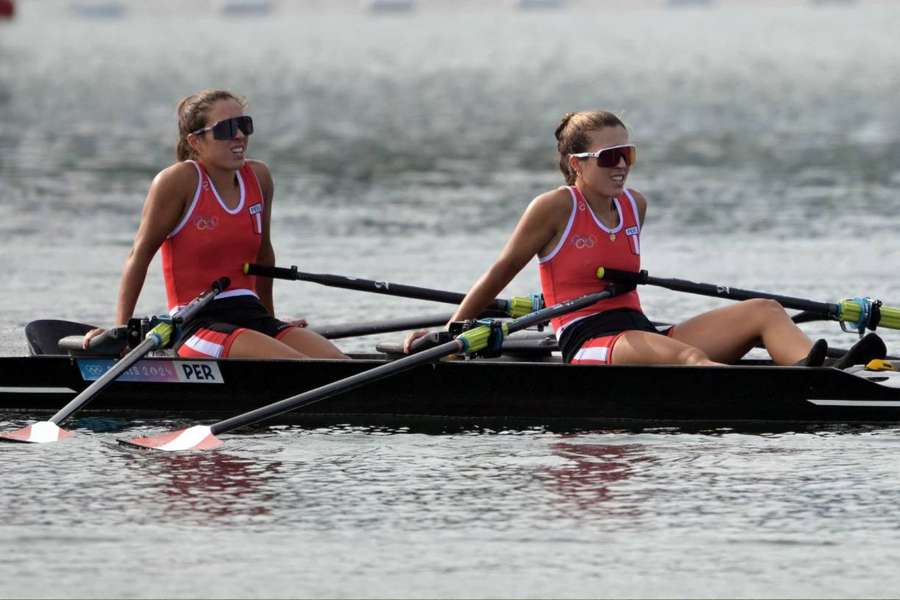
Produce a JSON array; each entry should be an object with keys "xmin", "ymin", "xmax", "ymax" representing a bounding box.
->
[
  {"xmin": 175, "ymin": 89, "xmax": 247, "ymax": 161},
  {"xmin": 555, "ymin": 111, "xmax": 627, "ymax": 185}
]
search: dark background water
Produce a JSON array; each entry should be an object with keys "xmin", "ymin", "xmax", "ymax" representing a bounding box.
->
[{"xmin": 3, "ymin": 0, "xmax": 900, "ymax": 597}]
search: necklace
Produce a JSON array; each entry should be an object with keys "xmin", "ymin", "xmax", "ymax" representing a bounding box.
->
[{"xmin": 606, "ymin": 198, "xmax": 617, "ymax": 240}]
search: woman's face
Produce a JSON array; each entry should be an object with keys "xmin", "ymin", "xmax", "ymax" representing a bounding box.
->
[
  {"xmin": 570, "ymin": 126, "xmax": 632, "ymax": 198},
  {"xmin": 189, "ymin": 98, "xmax": 249, "ymax": 171}
]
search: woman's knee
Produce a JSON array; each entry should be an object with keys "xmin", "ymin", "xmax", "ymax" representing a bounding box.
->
[
  {"xmin": 738, "ymin": 298, "xmax": 788, "ymax": 327},
  {"xmin": 678, "ymin": 345, "xmax": 711, "ymax": 365},
  {"xmin": 742, "ymin": 298, "xmax": 785, "ymax": 315}
]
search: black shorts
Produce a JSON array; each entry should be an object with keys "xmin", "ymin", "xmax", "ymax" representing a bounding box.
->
[
  {"xmin": 558, "ymin": 308, "xmax": 672, "ymax": 364},
  {"xmin": 174, "ymin": 295, "xmax": 294, "ymax": 358}
]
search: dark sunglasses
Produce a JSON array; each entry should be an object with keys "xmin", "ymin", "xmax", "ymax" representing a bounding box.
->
[
  {"xmin": 570, "ymin": 144, "xmax": 636, "ymax": 168},
  {"xmin": 192, "ymin": 115, "xmax": 254, "ymax": 140}
]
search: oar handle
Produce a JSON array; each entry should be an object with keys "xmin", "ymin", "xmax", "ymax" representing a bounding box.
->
[
  {"xmin": 174, "ymin": 277, "xmax": 231, "ymax": 325},
  {"xmin": 244, "ymin": 263, "xmax": 298, "ymax": 280}
]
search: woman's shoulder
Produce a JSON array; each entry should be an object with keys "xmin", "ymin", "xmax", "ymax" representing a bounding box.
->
[
  {"xmin": 245, "ymin": 159, "xmax": 273, "ymax": 199},
  {"xmin": 152, "ymin": 160, "xmax": 200, "ymax": 190},
  {"xmin": 531, "ymin": 186, "xmax": 575, "ymax": 213},
  {"xmin": 625, "ymin": 187, "xmax": 647, "ymax": 207},
  {"xmin": 624, "ymin": 188, "xmax": 648, "ymax": 224},
  {"xmin": 245, "ymin": 159, "xmax": 271, "ymax": 178}
]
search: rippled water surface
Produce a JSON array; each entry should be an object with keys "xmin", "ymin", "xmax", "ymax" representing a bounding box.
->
[{"xmin": 3, "ymin": 0, "xmax": 900, "ymax": 597}]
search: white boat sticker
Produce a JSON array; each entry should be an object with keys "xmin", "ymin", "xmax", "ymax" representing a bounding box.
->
[
  {"xmin": 0, "ymin": 386, "xmax": 77, "ymax": 394},
  {"xmin": 78, "ymin": 359, "xmax": 224, "ymax": 384},
  {"xmin": 807, "ymin": 399, "xmax": 900, "ymax": 407}
]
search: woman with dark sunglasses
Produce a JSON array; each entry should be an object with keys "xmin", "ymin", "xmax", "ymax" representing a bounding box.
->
[
  {"xmin": 405, "ymin": 110, "xmax": 884, "ymax": 367},
  {"xmin": 83, "ymin": 89, "xmax": 347, "ymax": 360}
]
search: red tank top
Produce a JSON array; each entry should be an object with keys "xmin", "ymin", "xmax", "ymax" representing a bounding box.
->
[
  {"xmin": 161, "ymin": 160, "xmax": 263, "ymax": 311},
  {"xmin": 538, "ymin": 186, "xmax": 643, "ymax": 337}
]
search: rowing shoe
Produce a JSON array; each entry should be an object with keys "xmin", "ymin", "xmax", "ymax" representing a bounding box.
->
[{"xmin": 0, "ymin": 278, "xmax": 230, "ymax": 444}]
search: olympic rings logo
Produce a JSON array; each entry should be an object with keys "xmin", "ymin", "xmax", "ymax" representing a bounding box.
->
[
  {"xmin": 573, "ymin": 234, "xmax": 596, "ymax": 249},
  {"xmin": 195, "ymin": 216, "xmax": 219, "ymax": 231}
]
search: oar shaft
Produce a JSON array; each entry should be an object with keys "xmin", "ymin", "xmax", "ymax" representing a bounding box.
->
[
  {"xmin": 50, "ymin": 336, "xmax": 158, "ymax": 424},
  {"xmin": 598, "ymin": 268, "xmax": 839, "ymax": 318},
  {"xmin": 210, "ymin": 340, "xmax": 463, "ymax": 435},
  {"xmin": 313, "ymin": 313, "xmax": 454, "ymax": 339},
  {"xmin": 245, "ymin": 263, "xmax": 538, "ymax": 317},
  {"xmin": 210, "ymin": 287, "xmax": 614, "ymax": 435},
  {"xmin": 247, "ymin": 263, "xmax": 469, "ymax": 304}
]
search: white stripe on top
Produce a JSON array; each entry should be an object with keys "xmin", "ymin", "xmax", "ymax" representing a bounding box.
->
[{"xmin": 539, "ymin": 187, "xmax": 578, "ymax": 264}]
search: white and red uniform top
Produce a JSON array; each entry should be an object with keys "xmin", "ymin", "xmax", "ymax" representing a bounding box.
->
[
  {"xmin": 538, "ymin": 186, "xmax": 644, "ymax": 338},
  {"xmin": 161, "ymin": 160, "xmax": 264, "ymax": 312}
]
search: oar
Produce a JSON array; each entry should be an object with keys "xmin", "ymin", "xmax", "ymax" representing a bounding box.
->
[
  {"xmin": 245, "ymin": 263, "xmax": 543, "ymax": 318},
  {"xmin": 0, "ymin": 278, "xmax": 230, "ymax": 444},
  {"xmin": 313, "ymin": 307, "xmax": 534, "ymax": 340},
  {"xmin": 119, "ymin": 286, "xmax": 618, "ymax": 452},
  {"xmin": 597, "ymin": 267, "xmax": 900, "ymax": 333},
  {"xmin": 313, "ymin": 313, "xmax": 455, "ymax": 339}
]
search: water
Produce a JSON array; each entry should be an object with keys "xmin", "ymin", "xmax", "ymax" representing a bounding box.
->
[{"xmin": 3, "ymin": 0, "xmax": 900, "ymax": 597}]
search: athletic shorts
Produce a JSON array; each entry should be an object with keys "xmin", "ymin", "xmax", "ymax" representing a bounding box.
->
[
  {"xmin": 173, "ymin": 295, "xmax": 295, "ymax": 359},
  {"xmin": 562, "ymin": 308, "xmax": 674, "ymax": 365}
]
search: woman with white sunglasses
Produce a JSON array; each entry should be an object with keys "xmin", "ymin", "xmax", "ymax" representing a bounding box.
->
[
  {"xmin": 83, "ymin": 89, "xmax": 347, "ymax": 360},
  {"xmin": 405, "ymin": 110, "xmax": 883, "ymax": 367}
]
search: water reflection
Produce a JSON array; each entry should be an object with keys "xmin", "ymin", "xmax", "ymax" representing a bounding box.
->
[
  {"xmin": 544, "ymin": 440, "xmax": 654, "ymax": 516},
  {"xmin": 121, "ymin": 447, "xmax": 283, "ymax": 523}
]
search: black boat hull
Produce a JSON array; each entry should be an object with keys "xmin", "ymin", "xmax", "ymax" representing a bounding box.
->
[{"xmin": 2, "ymin": 355, "xmax": 900, "ymax": 430}]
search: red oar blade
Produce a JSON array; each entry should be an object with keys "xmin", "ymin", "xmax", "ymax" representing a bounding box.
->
[
  {"xmin": 0, "ymin": 421, "xmax": 74, "ymax": 444},
  {"xmin": 119, "ymin": 425, "xmax": 223, "ymax": 451}
]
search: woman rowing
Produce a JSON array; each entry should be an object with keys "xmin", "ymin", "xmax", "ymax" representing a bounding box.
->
[
  {"xmin": 405, "ymin": 110, "xmax": 884, "ymax": 367},
  {"xmin": 84, "ymin": 89, "xmax": 347, "ymax": 360}
]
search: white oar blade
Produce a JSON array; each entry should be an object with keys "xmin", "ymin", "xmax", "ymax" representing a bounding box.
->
[
  {"xmin": 119, "ymin": 425, "xmax": 223, "ymax": 451},
  {"xmin": 0, "ymin": 421, "xmax": 73, "ymax": 444}
]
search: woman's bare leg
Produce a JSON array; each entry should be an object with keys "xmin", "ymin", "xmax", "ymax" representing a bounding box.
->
[
  {"xmin": 277, "ymin": 327, "xmax": 348, "ymax": 359},
  {"xmin": 226, "ymin": 328, "xmax": 347, "ymax": 359},
  {"xmin": 670, "ymin": 299, "xmax": 813, "ymax": 365},
  {"xmin": 227, "ymin": 329, "xmax": 310, "ymax": 359},
  {"xmin": 610, "ymin": 330, "xmax": 724, "ymax": 365}
]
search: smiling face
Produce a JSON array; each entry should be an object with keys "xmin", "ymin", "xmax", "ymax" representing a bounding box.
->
[
  {"xmin": 569, "ymin": 125, "xmax": 631, "ymax": 198},
  {"xmin": 188, "ymin": 98, "xmax": 249, "ymax": 171}
]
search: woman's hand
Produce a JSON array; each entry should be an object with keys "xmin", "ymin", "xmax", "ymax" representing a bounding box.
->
[
  {"xmin": 403, "ymin": 329, "xmax": 431, "ymax": 354},
  {"xmin": 82, "ymin": 327, "xmax": 106, "ymax": 350},
  {"xmin": 288, "ymin": 318, "xmax": 308, "ymax": 328}
]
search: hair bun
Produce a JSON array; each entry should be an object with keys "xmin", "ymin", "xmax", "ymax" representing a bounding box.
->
[{"xmin": 555, "ymin": 112, "xmax": 577, "ymax": 141}]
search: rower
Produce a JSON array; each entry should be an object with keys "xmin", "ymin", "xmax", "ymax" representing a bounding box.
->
[
  {"xmin": 82, "ymin": 89, "xmax": 348, "ymax": 361},
  {"xmin": 405, "ymin": 110, "xmax": 885, "ymax": 368}
]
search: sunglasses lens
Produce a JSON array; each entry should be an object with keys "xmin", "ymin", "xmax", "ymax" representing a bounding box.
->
[
  {"xmin": 211, "ymin": 116, "xmax": 254, "ymax": 140},
  {"xmin": 596, "ymin": 146, "xmax": 635, "ymax": 168},
  {"xmin": 211, "ymin": 119, "xmax": 236, "ymax": 140},
  {"xmin": 235, "ymin": 116, "xmax": 253, "ymax": 136}
]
